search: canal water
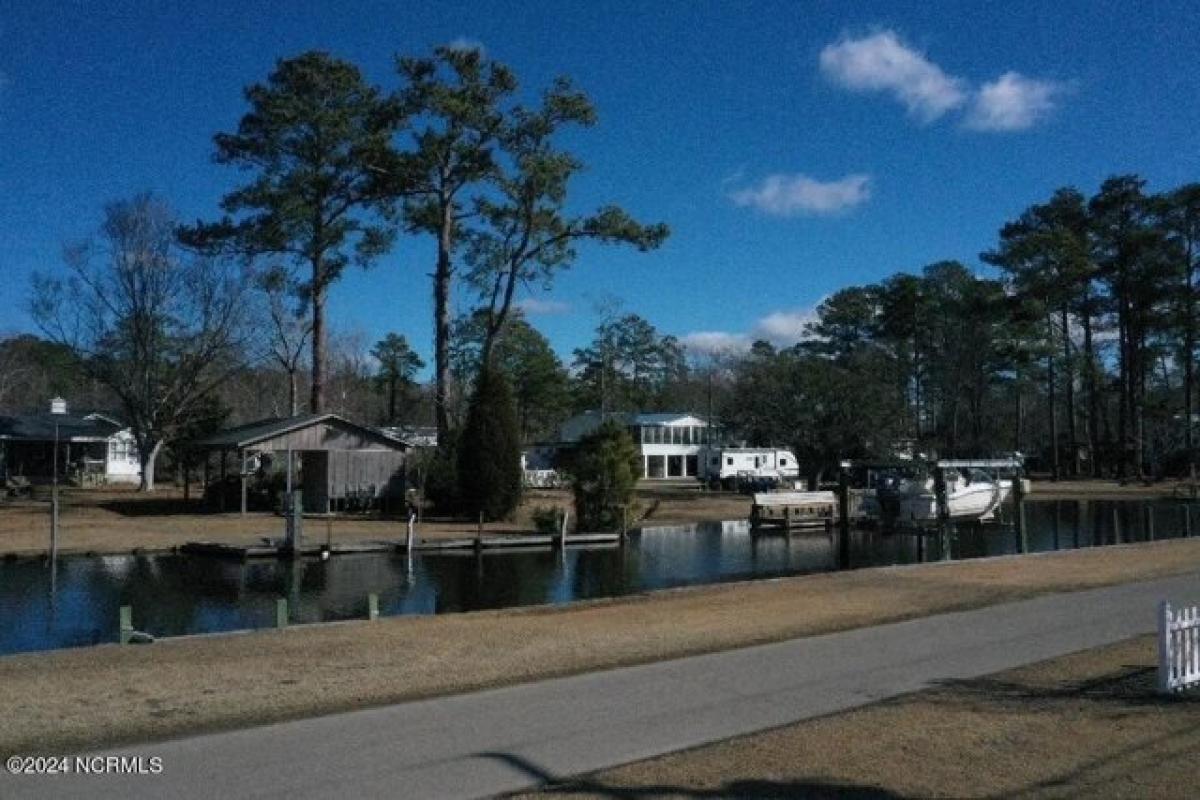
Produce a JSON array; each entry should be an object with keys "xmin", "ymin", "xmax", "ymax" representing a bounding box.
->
[{"xmin": 1, "ymin": 498, "xmax": 1196, "ymax": 656}]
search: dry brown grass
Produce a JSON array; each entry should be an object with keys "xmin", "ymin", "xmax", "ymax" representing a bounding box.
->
[
  {"xmin": 526, "ymin": 635, "xmax": 1200, "ymax": 799},
  {"xmin": 0, "ymin": 486, "xmax": 751, "ymax": 557},
  {"xmin": 1030, "ymin": 478, "xmax": 1196, "ymax": 500},
  {"xmin": 3, "ymin": 536, "xmax": 1200, "ymax": 758}
]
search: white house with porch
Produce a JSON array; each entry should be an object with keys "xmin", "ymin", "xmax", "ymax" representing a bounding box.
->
[
  {"xmin": 0, "ymin": 399, "xmax": 141, "ymax": 485},
  {"xmin": 558, "ymin": 411, "xmax": 716, "ymax": 480},
  {"xmin": 555, "ymin": 411, "xmax": 799, "ymax": 483}
]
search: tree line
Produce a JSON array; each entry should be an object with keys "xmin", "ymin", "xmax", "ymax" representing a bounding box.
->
[
  {"xmin": 723, "ymin": 176, "xmax": 1200, "ymax": 484},
  {"xmin": 13, "ymin": 46, "xmax": 1198, "ymax": 505}
]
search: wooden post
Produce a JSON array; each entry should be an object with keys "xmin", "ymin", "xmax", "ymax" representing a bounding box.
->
[
  {"xmin": 183, "ymin": 458, "xmax": 191, "ymax": 503},
  {"xmin": 119, "ymin": 605, "xmax": 133, "ymax": 645},
  {"xmin": 240, "ymin": 460, "xmax": 249, "ymax": 515},
  {"xmin": 933, "ymin": 466, "xmax": 951, "ymax": 560},
  {"xmin": 287, "ymin": 490, "xmax": 303, "ymax": 556},
  {"xmin": 476, "ymin": 512, "xmax": 483, "ymax": 552},
  {"xmin": 1186, "ymin": 505, "xmax": 1193, "ymax": 538},
  {"xmin": 406, "ymin": 513, "xmax": 415, "ymax": 557},
  {"xmin": 50, "ymin": 485, "xmax": 60, "ymax": 562},
  {"xmin": 621, "ymin": 505, "xmax": 628, "ymax": 545},
  {"xmin": 1159, "ymin": 600, "xmax": 1173, "ymax": 693},
  {"xmin": 1012, "ymin": 472, "xmax": 1027, "ymax": 554},
  {"xmin": 836, "ymin": 468, "xmax": 850, "ymax": 570},
  {"xmin": 1051, "ymin": 500, "xmax": 1061, "ymax": 551},
  {"xmin": 559, "ymin": 510, "xmax": 569, "ymax": 548},
  {"xmin": 219, "ymin": 449, "xmax": 227, "ymax": 512},
  {"xmin": 1113, "ymin": 506, "xmax": 1122, "ymax": 544},
  {"xmin": 367, "ymin": 593, "xmax": 379, "ymax": 621},
  {"xmin": 1076, "ymin": 499, "xmax": 1086, "ymax": 549},
  {"xmin": 1146, "ymin": 505, "xmax": 1155, "ymax": 541},
  {"xmin": 275, "ymin": 598, "xmax": 288, "ymax": 629}
]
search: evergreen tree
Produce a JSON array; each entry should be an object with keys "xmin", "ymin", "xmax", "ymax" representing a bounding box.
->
[
  {"xmin": 457, "ymin": 367, "xmax": 522, "ymax": 519},
  {"xmin": 181, "ymin": 51, "xmax": 401, "ymax": 413},
  {"xmin": 567, "ymin": 419, "xmax": 640, "ymax": 531},
  {"xmin": 371, "ymin": 333, "xmax": 424, "ymax": 423}
]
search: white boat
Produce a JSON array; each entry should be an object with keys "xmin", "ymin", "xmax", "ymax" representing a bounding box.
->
[{"xmin": 879, "ymin": 468, "xmax": 1013, "ymax": 522}]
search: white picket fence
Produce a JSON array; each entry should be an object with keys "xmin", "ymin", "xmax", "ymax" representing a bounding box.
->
[{"xmin": 1159, "ymin": 601, "xmax": 1200, "ymax": 693}]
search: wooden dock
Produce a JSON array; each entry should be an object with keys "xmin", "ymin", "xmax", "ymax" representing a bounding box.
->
[
  {"xmin": 181, "ymin": 532, "xmax": 622, "ymax": 559},
  {"xmin": 414, "ymin": 532, "xmax": 621, "ymax": 551}
]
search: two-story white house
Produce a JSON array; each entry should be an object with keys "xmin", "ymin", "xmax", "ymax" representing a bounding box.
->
[{"xmin": 559, "ymin": 411, "xmax": 714, "ymax": 479}]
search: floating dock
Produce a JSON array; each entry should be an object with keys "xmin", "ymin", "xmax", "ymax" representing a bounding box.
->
[{"xmin": 749, "ymin": 491, "xmax": 837, "ymax": 533}]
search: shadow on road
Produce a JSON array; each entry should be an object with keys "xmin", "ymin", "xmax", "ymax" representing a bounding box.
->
[{"xmin": 478, "ymin": 750, "xmax": 903, "ymax": 798}]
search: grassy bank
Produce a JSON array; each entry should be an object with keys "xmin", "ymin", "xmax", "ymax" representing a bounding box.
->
[
  {"xmin": 0, "ymin": 486, "xmax": 751, "ymax": 558},
  {"xmin": 3, "ymin": 537, "xmax": 1200, "ymax": 757},
  {"xmin": 526, "ymin": 634, "xmax": 1200, "ymax": 798},
  {"xmin": 1029, "ymin": 477, "xmax": 1198, "ymax": 500}
]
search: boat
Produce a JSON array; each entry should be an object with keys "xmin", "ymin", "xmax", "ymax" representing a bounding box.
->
[{"xmin": 875, "ymin": 462, "xmax": 1021, "ymax": 523}]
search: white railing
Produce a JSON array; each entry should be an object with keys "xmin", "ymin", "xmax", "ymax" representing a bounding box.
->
[
  {"xmin": 523, "ymin": 469, "xmax": 563, "ymax": 489},
  {"xmin": 1159, "ymin": 601, "xmax": 1200, "ymax": 693}
]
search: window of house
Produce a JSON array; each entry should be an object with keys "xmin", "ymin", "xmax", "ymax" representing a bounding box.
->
[
  {"xmin": 726, "ymin": 457, "xmax": 734, "ymax": 466},
  {"xmin": 780, "ymin": 458, "xmax": 788, "ymax": 466}
]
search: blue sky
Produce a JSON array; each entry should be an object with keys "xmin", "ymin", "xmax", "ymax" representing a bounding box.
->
[{"xmin": 2, "ymin": 1, "xmax": 1198, "ymax": 371}]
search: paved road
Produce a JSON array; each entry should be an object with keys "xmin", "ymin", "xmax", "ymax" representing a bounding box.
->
[{"xmin": 5, "ymin": 573, "xmax": 1199, "ymax": 800}]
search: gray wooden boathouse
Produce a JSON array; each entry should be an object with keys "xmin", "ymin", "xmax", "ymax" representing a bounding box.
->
[{"xmin": 195, "ymin": 414, "xmax": 408, "ymax": 514}]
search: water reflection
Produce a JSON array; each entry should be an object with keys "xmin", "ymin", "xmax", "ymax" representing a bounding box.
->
[{"xmin": 2, "ymin": 497, "xmax": 1197, "ymax": 657}]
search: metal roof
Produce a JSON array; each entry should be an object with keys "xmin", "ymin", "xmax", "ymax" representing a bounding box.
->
[
  {"xmin": 194, "ymin": 413, "xmax": 407, "ymax": 451},
  {"xmin": 567, "ymin": 410, "xmax": 711, "ymax": 426},
  {"xmin": 0, "ymin": 412, "xmax": 123, "ymax": 442}
]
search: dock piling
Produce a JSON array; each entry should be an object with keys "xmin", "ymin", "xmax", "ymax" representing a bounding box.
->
[
  {"xmin": 286, "ymin": 490, "xmax": 303, "ymax": 557},
  {"xmin": 836, "ymin": 470, "xmax": 850, "ymax": 570},
  {"xmin": 275, "ymin": 598, "xmax": 288, "ymax": 629},
  {"xmin": 933, "ymin": 467, "xmax": 951, "ymax": 561},
  {"xmin": 119, "ymin": 605, "xmax": 133, "ymax": 645},
  {"xmin": 367, "ymin": 593, "xmax": 379, "ymax": 621},
  {"xmin": 50, "ymin": 485, "xmax": 60, "ymax": 562}
]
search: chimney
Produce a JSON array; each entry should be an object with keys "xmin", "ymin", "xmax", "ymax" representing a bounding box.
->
[{"xmin": 50, "ymin": 397, "xmax": 68, "ymax": 415}]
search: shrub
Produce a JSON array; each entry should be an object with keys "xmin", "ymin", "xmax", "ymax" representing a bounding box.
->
[
  {"xmin": 530, "ymin": 505, "xmax": 562, "ymax": 535},
  {"xmin": 423, "ymin": 431, "xmax": 461, "ymax": 513}
]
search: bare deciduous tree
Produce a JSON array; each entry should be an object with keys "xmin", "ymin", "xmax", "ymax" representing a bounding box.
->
[{"xmin": 32, "ymin": 193, "xmax": 248, "ymax": 490}]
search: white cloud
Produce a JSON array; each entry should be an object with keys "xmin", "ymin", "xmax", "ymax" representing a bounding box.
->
[
  {"xmin": 729, "ymin": 173, "xmax": 872, "ymax": 217},
  {"xmin": 445, "ymin": 37, "xmax": 486, "ymax": 56},
  {"xmin": 680, "ymin": 307, "xmax": 821, "ymax": 357},
  {"xmin": 679, "ymin": 331, "xmax": 752, "ymax": 356},
  {"xmin": 516, "ymin": 297, "xmax": 570, "ymax": 315},
  {"xmin": 965, "ymin": 72, "xmax": 1064, "ymax": 131},
  {"xmin": 753, "ymin": 309, "xmax": 820, "ymax": 343},
  {"xmin": 819, "ymin": 30, "xmax": 967, "ymax": 122}
]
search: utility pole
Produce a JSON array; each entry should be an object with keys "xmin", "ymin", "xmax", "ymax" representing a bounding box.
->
[{"xmin": 50, "ymin": 421, "xmax": 60, "ymax": 566}]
